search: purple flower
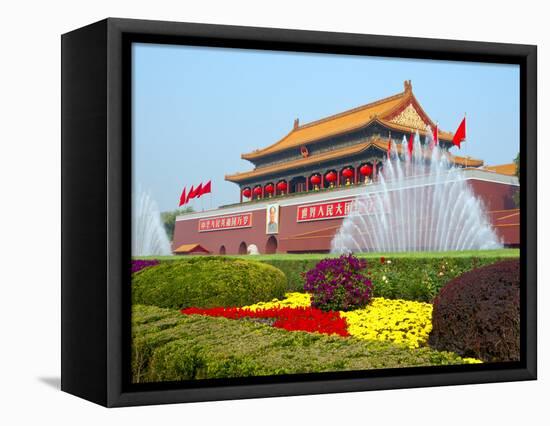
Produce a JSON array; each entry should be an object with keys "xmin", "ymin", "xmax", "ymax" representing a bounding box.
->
[
  {"xmin": 131, "ymin": 259, "xmax": 160, "ymax": 274},
  {"xmin": 302, "ymin": 254, "xmax": 373, "ymax": 311}
]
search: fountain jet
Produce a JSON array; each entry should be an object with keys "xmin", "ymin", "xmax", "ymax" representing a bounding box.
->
[
  {"xmin": 132, "ymin": 189, "xmax": 172, "ymax": 256},
  {"xmin": 331, "ymin": 131, "xmax": 501, "ymax": 253}
]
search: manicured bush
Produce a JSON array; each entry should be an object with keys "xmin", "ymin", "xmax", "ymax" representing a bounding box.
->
[
  {"xmin": 261, "ymin": 255, "xmax": 516, "ymax": 302},
  {"xmin": 132, "ymin": 304, "xmax": 470, "ymax": 383},
  {"xmin": 132, "ymin": 257, "xmax": 286, "ymax": 309},
  {"xmin": 428, "ymin": 260, "xmax": 520, "ymax": 362},
  {"xmin": 303, "ymin": 254, "xmax": 372, "ymax": 311}
]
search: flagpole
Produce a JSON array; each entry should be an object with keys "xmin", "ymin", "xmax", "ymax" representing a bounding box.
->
[{"xmin": 463, "ymin": 112, "xmax": 467, "ymax": 168}]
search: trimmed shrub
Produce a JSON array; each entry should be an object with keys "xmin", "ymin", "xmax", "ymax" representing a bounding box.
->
[
  {"xmin": 132, "ymin": 257, "xmax": 286, "ymax": 309},
  {"xmin": 303, "ymin": 254, "xmax": 373, "ymax": 311},
  {"xmin": 132, "ymin": 304, "xmax": 469, "ymax": 383},
  {"xmin": 428, "ymin": 260, "xmax": 520, "ymax": 362},
  {"xmin": 261, "ymin": 255, "xmax": 516, "ymax": 302}
]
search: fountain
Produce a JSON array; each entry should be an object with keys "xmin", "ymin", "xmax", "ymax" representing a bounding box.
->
[
  {"xmin": 132, "ymin": 189, "xmax": 172, "ymax": 256},
  {"xmin": 331, "ymin": 130, "xmax": 502, "ymax": 253}
]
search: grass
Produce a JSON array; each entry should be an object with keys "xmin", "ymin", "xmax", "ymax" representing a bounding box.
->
[{"xmin": 137, "ymin": 248, "xmax": 519, "ymax": 261}]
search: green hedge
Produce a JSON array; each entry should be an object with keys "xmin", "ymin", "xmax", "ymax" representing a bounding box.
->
[
  {"xmin": 132, "ymin": 304, "xmax": 469, "ymax": 383},
  {"xmin": 259, "ymin": 255, "xmax": 517, "ymax": 302},
  {"xmin": 132, "ymin": 257, "xmax": 286, "ymax": 309}
]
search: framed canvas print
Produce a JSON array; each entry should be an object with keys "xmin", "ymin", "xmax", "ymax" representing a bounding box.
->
[{"xmin": 61, "ymin": 18, "xmax": 537, "ymax": 407}]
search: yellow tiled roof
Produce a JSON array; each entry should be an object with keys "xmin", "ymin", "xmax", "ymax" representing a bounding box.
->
[
  {"xmin": 173, "ymin": 243, "xmax": 210, "ymax": 254},
  {"xmin": 483, "ymin": 163, "xmax": 517, "ymax": 176},
  {"xmin": 242, "ymin": 81, "xmax": 451, "ymax": 161}
]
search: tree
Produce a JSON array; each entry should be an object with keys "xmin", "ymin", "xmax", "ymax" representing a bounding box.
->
[
  {"xmin": 513, "ymin": 152, "xmax": 520, "ymax": 207},
  {"xmin": 161, "ymin": 207, "xmax": 195, "ymax": 241}
]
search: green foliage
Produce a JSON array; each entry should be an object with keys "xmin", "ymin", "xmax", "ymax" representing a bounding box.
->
[
  {"xmin": 429, "ymin": 260, "xmax": 520, "ymax": 362},
  {"xmin": 132, "ymin": 257, "xmax": 286, "ymax": 309},
  {"xmin": 259, "ymin": 255, "xmax": 516, "ymax": 302},
  {"xmin": 161, "ymin": 207, "xmax": 194, "ymax": 241},
  {"xmin": 134, "ymin": 251, "xmax": 519, "ymax": 303},
  {"xmin": 132, "ymin": 304, "xmax": 469, "ymax": 383}
]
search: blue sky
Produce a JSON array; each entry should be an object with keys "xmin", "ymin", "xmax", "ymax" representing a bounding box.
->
[{"xmin": 132, "ymin": 43, "xmax": 519, "ymax": 212}]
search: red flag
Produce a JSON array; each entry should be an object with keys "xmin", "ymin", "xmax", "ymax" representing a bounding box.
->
[
  {"xmin": 186, "ymin": 185, "xmax": 195, "ymax": 203},
  {"xmin": 193, "ymin": 183, "xmax": 203, "ymax": 200},
  {"xmin": 179, "ymin": 186, "xmax": 187, "ymax": 207},
  {"xmin": 179, "ymin": 187, "xmax": 191, "ymax": 207},
  {"xmin": 431, "ymin": 125, "xmax": 438, "ymax": 149},
  {"xmin": 408, "ymin": 133, "xmax": 414, "ymax": 158},
  {"xmin": 200, "ymin": 180, "xmax": 211, "ymax": 197},
  {"xmin": 452, "ymin": 117, "xmax": 466, "ymax": 148}
]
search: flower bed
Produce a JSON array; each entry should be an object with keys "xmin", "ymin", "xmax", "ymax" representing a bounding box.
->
[
  {"xmin": 181, "ymin": 305, "xmax": 349, "ymax": 336},
  {"xmin": 181, "ymin": 292, "xmax": 433, "ymax": 346},
  {"xmin": 248, "ymin": 292, "xmax": 432, "ymax": 348}
]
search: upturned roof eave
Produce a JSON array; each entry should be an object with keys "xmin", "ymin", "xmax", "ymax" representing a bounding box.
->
[{"xmin": 226, "ymin": 139, "xmax": 482, "ymax": 183}]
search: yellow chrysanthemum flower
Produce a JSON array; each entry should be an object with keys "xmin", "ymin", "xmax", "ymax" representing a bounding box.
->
[
  {"xmin": 341, "ymin": 298, "xmax": 433, "ymax": 349},
  {"xmin": 462, "ymin": 357, "xmax": 483, "ymax": 364},
  {"xmin": 243, "ymin": 292, "xmax": 311, "ymax": 311}
]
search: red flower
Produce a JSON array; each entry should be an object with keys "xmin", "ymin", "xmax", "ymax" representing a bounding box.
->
[
  {"xmin": 380, "ymin": 257, "xmax": 386, "ymax": 264},
  {"xmin": 181, "ymin": 306, "xmax": 349, "ymax": 336}
]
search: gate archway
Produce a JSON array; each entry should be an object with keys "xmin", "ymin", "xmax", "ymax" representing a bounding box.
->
[
  {"xmin": 265, "ymin": 236, "xmax": 278, "ymax": 254},
  {"xmin": 238, "ymin": 241, "xmax": 247, "ymax": 255}
]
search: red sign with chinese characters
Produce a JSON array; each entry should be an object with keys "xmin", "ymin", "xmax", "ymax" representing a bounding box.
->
[
  {"xmin": 199, "ymin": 212, "xmax": 253, "ymax": 232},
  {"xmin": 297, "ymin": 199, "xmax": 355, "ymax": 222}
]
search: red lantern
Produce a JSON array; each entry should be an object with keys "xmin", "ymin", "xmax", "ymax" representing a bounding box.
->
[
  {"xmin": 325, "ymin": 171, "xmax": 337, "ymax": 182},
  {"xmin": 276, "ymin": 181, "xmax": 287, "ymax": 192},
  {"xmin": 310, "ymin": 175, "xmax": 321, "ymax": 185},
  {"xmin": 253, "ymin": 186, "xmax": 262, "ymax": 196},
  {"xmin": 242, "ymin": 187, "xmax": 252, "ymax": 198},
  {"xmin": 265, "ymin": 183, "xmax": 274, "ymax": 194},
  {"xmin": 342, "ymin": 168, "xmax": 353, "ymax": 178},
  {"xmin": 360, "ymin": 164, "xmax": 373, "ymax": 176}
]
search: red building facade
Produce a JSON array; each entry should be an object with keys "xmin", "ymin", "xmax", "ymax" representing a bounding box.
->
[{"xmin": 173, "ymin": 82, "xmax": 519, "ymax": 254}]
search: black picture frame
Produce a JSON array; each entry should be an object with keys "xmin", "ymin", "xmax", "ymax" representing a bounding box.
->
[{"xmin": 61, "ymin": 17, "xmax": 537, "ymax": 407}]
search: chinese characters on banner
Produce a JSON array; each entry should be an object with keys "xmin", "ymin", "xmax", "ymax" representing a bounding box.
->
[
  {"xmin": 198, "ymin": 212, "xmax": 253, "ymax": 232},
  {"xmin": 297, "ymin": 199, "xmax": 353, "ymax": 222},
  {"xmin": 296, "ymin": 198, "xmax": 376, "ymax": 222}
]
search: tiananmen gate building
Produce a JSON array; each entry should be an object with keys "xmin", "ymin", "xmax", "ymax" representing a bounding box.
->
[{"xmin": 173, "ymin": 81, "xmax": 519, "ymax": 254}]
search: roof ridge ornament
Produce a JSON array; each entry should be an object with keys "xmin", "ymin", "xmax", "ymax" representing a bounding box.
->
[
  {"xmin": 404, "ymin": 80, "xmax": 412, "ymax": 93},
  {"xmin": 293, "ymin": 118, "xmax": 300, "ymax": 129}
]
